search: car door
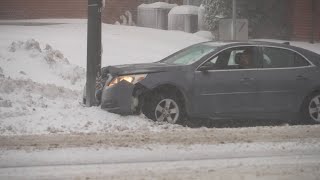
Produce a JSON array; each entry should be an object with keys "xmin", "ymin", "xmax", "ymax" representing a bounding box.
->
[
  {"xmin": 193, "ymin": 46, "xmax": 261, "ymax": 118},
  {"xmin": 254, "ymin": 46, "xmax": 315, "ymax": 115}
]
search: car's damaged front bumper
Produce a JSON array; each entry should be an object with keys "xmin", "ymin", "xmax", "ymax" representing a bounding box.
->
[{"xmin": 101, "ymin": 80, "xmax": 140, "ymax": 115}]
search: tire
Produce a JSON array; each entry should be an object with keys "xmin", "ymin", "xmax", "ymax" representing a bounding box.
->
[
  {"xmin": 300, "ymin": 92, "xmax": 320, "ymax": 124},
  {"xmin": 142, "ymin": 92, "xmax": 186, "ymax": 125}
]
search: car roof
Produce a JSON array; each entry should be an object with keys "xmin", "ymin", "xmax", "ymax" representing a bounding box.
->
[
  {"xmin": 206, "ymin": 40, "xmax": 318, "ymax": 53},
  {"xmin": 204, "ymin": 40, "xmax": 294, "ymax": 48}
]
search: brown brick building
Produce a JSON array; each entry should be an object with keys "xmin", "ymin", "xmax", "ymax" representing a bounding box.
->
[
  {"xmin": 289, "ymin": 0, "xmax": 320, "ymax": 42},
  {"xmin": 0, "ymin": 0, "xmax": 319, "ymax": 42},
  {"xmin": 0, "ymin": 0, "xmax": 182, "ymax": 24}
]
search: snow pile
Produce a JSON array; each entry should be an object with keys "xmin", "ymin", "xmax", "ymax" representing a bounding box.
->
[
  {"xmin": 0, "ymin": 77, "xmax": 182, "ymax": 135},
  {"xmin": 0, "ymin": 39, "xmax": 85, "ymax": 90},
  {"xmin": 169, "ymin": 5, "xmax": 199, "ymax": 15},
  {"xmin": 0, "ymin": 38, "xmax": 182, "ymax": 135},
  {"xmin": 0, "ymin": 36, "xmax": 183, "ymax": 135},
  {"xmin": 194, "ymin": 31, "xmax": 214, "ymax": 39},
  {"xmin": 138, "ymin": 2, "xmax": 177, "ymax": 9},
  {"xmin": 0, "ymin": 22, "xmax": 207, "ymax": 136},
  {"xmin": 0, "ymin": 23, "xmax": 207, "ymax": 68},
  {"xmin": 0, "ymin": 78, "xmax": 78, "ymax": 120}
]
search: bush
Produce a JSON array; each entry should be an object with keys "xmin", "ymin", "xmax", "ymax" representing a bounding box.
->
[
  {"xmin": 203, "ymin": 0, "xmax": 290, "ymax": 39},
  {"xmin": 203, "ymin": 0, "xmax": 232, "ymax": 32}
]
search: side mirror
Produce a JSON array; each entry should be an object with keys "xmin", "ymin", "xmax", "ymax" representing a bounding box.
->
[{"xmin": 198, "ymin": 65, "xmax": 213, "ymax": 72}]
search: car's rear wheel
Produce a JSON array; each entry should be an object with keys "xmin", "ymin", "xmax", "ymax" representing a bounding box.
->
[
  {"xmin": 300, "ymin": 92, "xmax": 320, "ymax": 124},
  {"xmin": 142, "ymin": 92, "xmax": 185, "ymax": 124}
]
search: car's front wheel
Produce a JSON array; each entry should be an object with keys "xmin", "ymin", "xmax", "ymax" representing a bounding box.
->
[
  {"xmin": 142, "ymin": 92, "xmax": 185, "ymax": 124},
  {"xmin": 301, "ymin": 92, "xmax": 320, "ymax": 124}
]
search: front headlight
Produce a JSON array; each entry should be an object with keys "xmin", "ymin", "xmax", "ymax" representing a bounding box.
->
[{"xmin": 107, "ymin": 74, "xmax": 147, "ymax": 87}]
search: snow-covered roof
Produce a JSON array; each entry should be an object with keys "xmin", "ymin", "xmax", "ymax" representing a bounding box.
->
[
  {"xmin": 169, "ymin": 5, "xmax": 199, "ymax": 15},
  {"xmin": 138, "ymin": 2, "xmax": 177, "ymax": 9},
  {"xmin": 199, "ymin": 4, "xmax": 205, "ymax": 10}
]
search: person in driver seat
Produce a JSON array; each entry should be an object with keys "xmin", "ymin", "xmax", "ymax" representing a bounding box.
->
[{"xmin": 239, "ymin": 48, "xmax": 254, "ymax": 69}]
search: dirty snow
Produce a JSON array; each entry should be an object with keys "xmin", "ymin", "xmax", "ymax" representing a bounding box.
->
[
  {"xmin": 1, "ymin": 138, "xmax": 320, "ymax": 179},
  {"xmin": 2, "ymin": 140, "xmax": 320, "ymax": 168}
]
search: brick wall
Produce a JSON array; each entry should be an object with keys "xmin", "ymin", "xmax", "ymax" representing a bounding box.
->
[
  {"xmin": 317, "ymin": 0, "xmax": 320, "ymax": 42},
  {"xmin": 0, "ymin": 0, "xmax": 87, "ymax": 19},
  {"xmin": 1, "ymin": 0, "xmax": 317, "ymax": 41},
  {"xmin": 103, "ymin": 0, "xmax": 143, "ymax": 24},
  {"xmin": 290, "ymin": 0, "xmax": 320, "ymax": 42},
  {"xmin": 291, "ymin": 0, "xmax": 313, "ymax": 41},
  {"xmin": 0, "ymin": 0, "xmax": 182, "ymax": 24}
]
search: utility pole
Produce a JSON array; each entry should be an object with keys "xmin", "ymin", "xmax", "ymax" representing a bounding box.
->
[
  {"xmin": 86, "ymin": 0, "xmax": 103, "ymax": 107},
  {"xmin": 231, "ymin": 0, "xmax": 236, "ymax": 40}
]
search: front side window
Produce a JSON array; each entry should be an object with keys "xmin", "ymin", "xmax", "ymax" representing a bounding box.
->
[
  {"xmin": 262, "ymin": 47, "xmax": 310, "ymax": 68},
  {"xmin": 200, "ymin": 46, "xmax": 259, "ymax": 70}
]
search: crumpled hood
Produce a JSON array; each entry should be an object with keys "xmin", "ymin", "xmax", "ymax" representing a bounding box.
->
[{"xmin": 104, "ymin": 63, "xmax": 183, "ymax": 76}]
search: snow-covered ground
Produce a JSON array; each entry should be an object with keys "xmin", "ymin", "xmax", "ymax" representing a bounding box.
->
[
  {"xmin": 0, "ymin": 19, "xmax": 206, "ymax": 68},
  {"xmin": 0, "ymin": 20, "xmax": 207, "ymax": 135}
]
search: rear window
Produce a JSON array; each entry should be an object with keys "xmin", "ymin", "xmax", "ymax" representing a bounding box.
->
[{"xmin": 262, "ymin": 47, "xmax": 310, "ymax": 68}]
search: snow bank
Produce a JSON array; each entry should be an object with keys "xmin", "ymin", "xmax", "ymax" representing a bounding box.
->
[
  {"xmin": 169, "ymin": 5, "xmax": 199, "ymax": 15},
  {"xmin": 0, "ymin": 39, "xmax": 182, "ymax": 135},
  {"xmin": 0, "ymin": 22, "xmax": 208, "ymax": 136},
  {"xmin": 0, "ymin": 39, "xmax": 85, "ymax": 90},
  {"xmin": 138, "ymin": 2, "xmax": 177, "ymax": 9},
  {"xmin": 0, "ymin": 77, "xmax": 182, "ymax": 135},
  {"xmin": 0, "ymin": 38, "xmax": 183, "ymax": 136},
  {"xmin": 0, "ymin": 23, "xmax": 207, "ymax": 68},
  {"xmin": 194, "ymin": 31, "xmax": 214, "ymax": 39},
  {"xmin": 0, "ymin": 77, "xmax": 78, "ymax": 120}
]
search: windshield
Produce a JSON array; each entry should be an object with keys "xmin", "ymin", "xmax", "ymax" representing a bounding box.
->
[{"xmin": 160, "ymin": 43, "xmax": 218, "ymax": 65}]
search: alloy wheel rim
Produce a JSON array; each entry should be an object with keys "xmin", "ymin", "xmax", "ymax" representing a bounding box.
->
[
  {"xmin": 309, "ymin": 95, "xmax": 320, "ymax": 123},
  {"xmin": 155, "ymin": 99, "xmax": 180, "ymax": 124}
]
